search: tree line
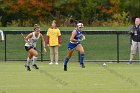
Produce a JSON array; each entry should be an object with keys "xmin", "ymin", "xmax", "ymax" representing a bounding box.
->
[{"xmin": 0, "ymin": 0, "xmax": 140, "ymax": 27}]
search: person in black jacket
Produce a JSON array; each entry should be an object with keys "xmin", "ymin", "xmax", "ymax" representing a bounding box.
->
[{"xmin": 129, "ymin": 18, "xmax": 140, "ymax": 64}]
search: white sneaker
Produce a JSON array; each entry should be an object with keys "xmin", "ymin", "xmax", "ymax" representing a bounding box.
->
[
  {"xmin": 55, "ymin": 62, "xmax": 58, "ymax": 65},
  {"xmin": 49, "ymin": 62, "xmax": 53, "ymax": 65}
]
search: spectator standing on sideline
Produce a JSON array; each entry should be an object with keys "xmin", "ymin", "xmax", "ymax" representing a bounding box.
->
[
  {"xmin": 129, "ymin": 18, "xmax": 140, "ymax": 64},
  {"xmin": 46, "ymin": 20, "xmax": 62, "ymax": 65},
  {"xmin": 0, "ymin": 30, "xmax": 4, "ymax": 42}
]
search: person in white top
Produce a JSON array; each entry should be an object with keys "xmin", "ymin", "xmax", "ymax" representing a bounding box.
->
[
  {"xmin": 24, "ymin": 25, "xmax": 46, "ymax": 71},
  {"xmin": 0, "ymin": 30, "xmax": 4, "ymax": 42}
]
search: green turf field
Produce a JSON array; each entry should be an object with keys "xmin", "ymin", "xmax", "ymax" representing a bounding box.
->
[{"xmin": 0, "ymin": 62, "xmax": 139, "ymax": 93}]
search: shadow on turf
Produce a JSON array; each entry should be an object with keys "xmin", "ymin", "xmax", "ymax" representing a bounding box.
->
[
  {"xmin": 96, "ymin": 62, "xmax": 138, "ymax": 87},
  {"xmin": 38, "ymin": 69, "xmax": 68, "ymax": 86},
  {"xmin": 37, "ymin": 69, "xmax": 78, "ymax": 93}
]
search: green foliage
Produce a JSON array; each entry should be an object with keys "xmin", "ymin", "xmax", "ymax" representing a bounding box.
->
[
  {"xmin": 0, "ymin": 0, "xmax": 53, "ymax": 26},
  {"xmin": 111, "ymin": 11, "xmax": 130, "ymax": 26},
  {"xmin": 0, "ymin": 0, "xmax": 140, "ymax": 27},
  {"xmin": 80, "ymin": 0, "xmax": 97, "ymax": 24},
  {"xmin": 123, "ymin": 0, "xmax": 140, "ymax": 16}
]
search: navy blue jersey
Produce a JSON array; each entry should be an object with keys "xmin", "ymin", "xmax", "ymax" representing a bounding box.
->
[
  {"xmin": 67, "ymin": 28, "xmax": 83, "ymax": 50},
  {"xmin": 73, "ymin": 28, "xmax": 83, "ymax": 41},
  {"xmin": 130, "ymin": 25, "xmax": 140, "ymax": 42}
]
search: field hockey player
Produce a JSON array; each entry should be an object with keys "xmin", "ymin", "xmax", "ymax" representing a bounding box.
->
[
  {"xmin": 64, "ymin": 22, "xmax": 86, "ymax": 71},
  {"xmin": 24, "ymin": 25, "xmax": 46, "ymax": 71}
]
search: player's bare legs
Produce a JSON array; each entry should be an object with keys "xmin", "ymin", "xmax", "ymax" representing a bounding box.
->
[
  {"xmin": 25, "ymin": 48, "xmax": 39, "ymax": 71},
  {"xmin": 29, "ymin": 48, "xmax": 39, "ymax": 69},
  {"xmin": 67, "ymin": 50, "xmax": 74, "ymax": 58},
  {"xmin": 64, "ymin": 44, "xmax": 85, "ymax": 71},
  {"xmin": 64, "ymin": 50, "xmax": 74, "ymax": 71},
  {"xmin": 76, "ymin": 44, "xmax": 85, "ymax": 68},
  {"xmin": 26, "ymin": 53, "xmax": 33, "ymax": 66},
  {"xmin": 76, "ymin": 44, "xmax": 84, "ymax": 53}
]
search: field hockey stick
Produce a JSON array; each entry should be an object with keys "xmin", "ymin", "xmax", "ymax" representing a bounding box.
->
[
  {"xmin": 21, "ymin": 33, "xmax": 25, "ymax": 38},
  {"xmin": 21, "ymin": 33, "xmax": 47, "ymax": 56}
]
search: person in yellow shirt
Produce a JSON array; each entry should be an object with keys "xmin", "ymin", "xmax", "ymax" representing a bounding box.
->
[{"xmin": 46, "ymin": 20, "xmax": 62, "ymax": 64}]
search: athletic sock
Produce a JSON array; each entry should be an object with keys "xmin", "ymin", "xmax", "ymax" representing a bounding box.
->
[
  {"xmin": 26, "ymin": 57, "xmax": 32, "ymax": 66},
  {"xmin": 32, "ymin": 56, "xmax": 38, "ymax": 65},
  {"xmin": 80, "ymin": 54, "xmax": 85, "ymax": 65},
  {"xmin": 64, "ymin": 57, "xmax": 70, "ymax": 65}
]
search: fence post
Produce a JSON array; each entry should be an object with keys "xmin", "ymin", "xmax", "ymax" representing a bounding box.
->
[
  {"xmin": 4, "ymin": 33, "xmax": 6, "ymax": 62},
  {"xmin": 117, "ymin": 33, "xmax": 119, "ymax": 63}
]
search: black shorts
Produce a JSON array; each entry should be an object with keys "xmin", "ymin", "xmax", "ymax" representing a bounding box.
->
[{"xmin": 25, "ymin": 46, "xmax": 36, "ymax": 51}]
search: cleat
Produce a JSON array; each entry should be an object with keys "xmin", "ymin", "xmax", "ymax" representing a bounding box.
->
[
  {"xmin": 24, "ymin": 65, "xmax": 31, "ymax": 71},
  {"xmin": 32, "ymin": 64, "xmax": 39, "ymax": 69},
  {"xmin": 64, "ymin": 65, "xmax": 67, "ymax": 71},
  {"xmin": 49, "ymin": 62, "xmax": 53, "ymax": 65},
  {"xmin": 55, "ymin": 62, "xmax": 59, "ymax": 65},
  {"xmin": 128, "ymin": 61, "xmax": 132, "ymax": 64},
  {"xmin": 80, "ymin": 63, "xmax": 85, "ymax": 68}
]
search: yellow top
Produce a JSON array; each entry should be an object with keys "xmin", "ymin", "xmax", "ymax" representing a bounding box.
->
[{"xmin": 46, "ymin": 28, "xmax": 61, "ymax": 46}]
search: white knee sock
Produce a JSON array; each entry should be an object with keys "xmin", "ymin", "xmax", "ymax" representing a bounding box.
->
[
  {"xmin": 26, "ymin": 57, "xmax": 32, "ymax": 66},
  {"xmin": 32, "ymin": 56, "xmax": 37, "ymax": 65}
]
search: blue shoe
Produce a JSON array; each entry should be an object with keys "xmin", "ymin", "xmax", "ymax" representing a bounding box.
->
[{"xmin": 128, "ymin": 61, "xmax": 132, "ymax": 64}]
